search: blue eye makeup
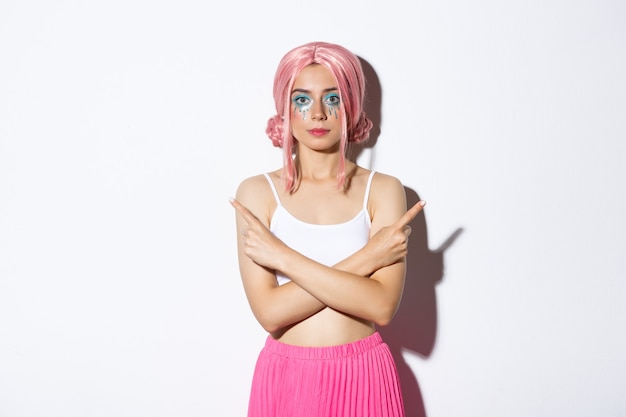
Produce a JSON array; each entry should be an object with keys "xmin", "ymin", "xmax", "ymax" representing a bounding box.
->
[
  {"xmin": 292, "ymin": 94, "xmax": 313, "ymax": 119},
  {"xmin": 293, "ymin": 95, "xmax": 312, "ymax": 107},
  {"xmin": 291, "ymin": 92, "xmax": 341, "ymax": 120},
  {"xmin": 323, "ymin": 93, "xmax": 340, "ymax": 118},
  {"xmin": 323, "ymin": 93, "xmax": 340, "ymax": 106}
]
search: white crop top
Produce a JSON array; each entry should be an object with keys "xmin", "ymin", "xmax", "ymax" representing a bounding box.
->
[{"xmin": 263, "ymin": 171, "xmax": 376, "ymax": 286}]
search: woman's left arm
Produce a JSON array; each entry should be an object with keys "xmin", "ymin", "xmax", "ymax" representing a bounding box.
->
[{"xmin": 282, "ymin": 174, "xmax": 410, "ymax": 326}]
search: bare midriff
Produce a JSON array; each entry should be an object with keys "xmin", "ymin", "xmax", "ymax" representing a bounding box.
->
[{"xmin": 272, "ymin": 307, "xmax": 376, "ymax": 347}]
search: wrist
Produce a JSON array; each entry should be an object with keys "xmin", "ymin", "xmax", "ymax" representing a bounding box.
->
[
  {"xmin": 358, "ymin": 245, "xmax": 380, "ymax": 276},
  {"xmin": 274, "ymin": 244, "xmax": 295, "ymax": 276}
]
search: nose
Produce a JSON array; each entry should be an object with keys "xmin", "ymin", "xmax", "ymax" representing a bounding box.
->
[{"xmin": 311, "ymin": 100, "xmax": 327, "ymax": 121}]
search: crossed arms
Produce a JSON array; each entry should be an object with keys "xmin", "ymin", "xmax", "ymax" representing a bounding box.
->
[{"xmin": 232, "ymin": 174, "xmax": 425, "ymax": 333}]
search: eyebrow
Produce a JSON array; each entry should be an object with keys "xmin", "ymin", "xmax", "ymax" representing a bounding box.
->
[{"xmin": 291, "ymin": 87, "xmax": 339, "ymax": 94}]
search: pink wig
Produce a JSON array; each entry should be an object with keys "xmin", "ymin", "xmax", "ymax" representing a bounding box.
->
[{"xmin": 265, "ymin": 41, "xmax": 373, "ymax": 192}]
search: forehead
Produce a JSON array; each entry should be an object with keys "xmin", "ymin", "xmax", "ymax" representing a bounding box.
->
[{"xmin": 292, "ymin": 64, "xmax": 337, "ymax": 91}]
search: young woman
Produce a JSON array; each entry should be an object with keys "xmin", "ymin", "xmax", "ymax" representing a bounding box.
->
[{"xmin": 231, "ymin": 41, "xmax": 425, "ymax": 417}]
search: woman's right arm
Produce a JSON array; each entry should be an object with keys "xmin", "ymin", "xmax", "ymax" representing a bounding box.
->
[{"xmin": 234, "ymin": 176, "xmax": 324, "ymax": 333}]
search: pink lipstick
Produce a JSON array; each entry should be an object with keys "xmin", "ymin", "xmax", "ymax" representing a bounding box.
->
[{"xmin": 308, "ymin": 128, "xmax": 330, "ymax": 136}]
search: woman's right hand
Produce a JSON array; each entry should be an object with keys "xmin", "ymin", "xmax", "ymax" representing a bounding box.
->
[{"xmin": 363, "ymin": 201, "xmax": 425, "ymax": 273}]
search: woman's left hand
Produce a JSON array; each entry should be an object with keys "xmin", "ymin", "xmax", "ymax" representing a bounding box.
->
[{"xmin": 230, "ymin": 197, "xmax": 286, "ymax": 270}]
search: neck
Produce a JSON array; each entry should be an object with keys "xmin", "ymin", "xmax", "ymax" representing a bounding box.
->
[{"xmin": 295, "ymin": 149, "xmax": 346, "ymax": 181}]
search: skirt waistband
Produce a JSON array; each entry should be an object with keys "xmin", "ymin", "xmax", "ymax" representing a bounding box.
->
[{"xmin": 263, "ymin": 332, "xmax": 384, "ymax": 360}]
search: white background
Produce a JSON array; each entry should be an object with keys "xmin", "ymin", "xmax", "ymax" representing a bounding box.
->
[{"xmin": 1, "ymin": 1, "xmax": 624, "ymax": 416}]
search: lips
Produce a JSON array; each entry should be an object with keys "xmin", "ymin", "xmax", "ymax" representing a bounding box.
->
[{"xmin": 308, "ymin": 128, "xmax": 330, "ymax": 136}]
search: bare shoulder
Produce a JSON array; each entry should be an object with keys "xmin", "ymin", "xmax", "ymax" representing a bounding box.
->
[
  {"xmin": 368, "ymin": 171, "xmax": 407, "ymax": 231},
  {"xmin": 236, "ymin": 174, "xmax": 268, "ymax": 197},
  {"xmin": 235, "ymin": 171, "xmax": 279, "ymax": 225},
  {"xmin": 370, "ymin": 171, "xmax": 406, "ymax": 202},
  {"xmin": 371, "ymin": 171, "xmax": 404, "ymax": 190}
]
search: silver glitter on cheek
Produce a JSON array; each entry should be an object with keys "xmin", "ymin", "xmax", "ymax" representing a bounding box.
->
[{"xmin": 294, "ymin": 104, "xmax": 310, "ymax": 120}]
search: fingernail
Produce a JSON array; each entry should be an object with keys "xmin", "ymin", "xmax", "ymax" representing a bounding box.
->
[{"xmin": 419, "ymin": 201, "xmax": 426, "ymax": 206}]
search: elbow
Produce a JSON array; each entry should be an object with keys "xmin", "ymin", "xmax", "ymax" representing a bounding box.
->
[
  {"xmin": 255, "ymin": 311, "xmax": 285, "ymax": 334},
  {"xmin": 371, "ymin": 305, "xmax": 398, "ymax": 327},
  {"xmin": 251, "ymin": 297, "xmax": 295, "ymax": 334},
  {"xmin": 260, "ymin": 321, "xmax": 282, "ymax": 334},
  {"xmin": 373, "ymin": 314, "xmax": 394, "ymax": 327},
  {"xmin": 374, "ymin": 317, "xmax": 392, "ymax": 327},
  {"xmin": 256, "ymin": 315, "xmax": 281, "ymax": 334},
  {"xmin": 370, "ymin": 292, "xmax": 402, "ymax": 327}
]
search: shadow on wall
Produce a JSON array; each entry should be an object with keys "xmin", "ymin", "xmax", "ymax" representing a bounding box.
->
[
  {"xmin": 355, "ymin": 56, "xmax": 464, "ymax": 417},
  {"xmin": 382, "ymin": 188, "xmax": 463, "ymax": 417},
  {"xmin": 348, "ymin": 57, "xmax": 381, "ymax": 164}
]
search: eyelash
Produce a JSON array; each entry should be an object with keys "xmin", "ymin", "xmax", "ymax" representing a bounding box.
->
[
  {"xmin": 292, "ymin": 94, "xmax": 340, "ymax": 107},
  {"xmin": 293, "ymin": 95, "xmax": 311, "ymax": 106},
  {"xmin": 324, "ymin": 94, "xmax": 340, "ymax": 106}
]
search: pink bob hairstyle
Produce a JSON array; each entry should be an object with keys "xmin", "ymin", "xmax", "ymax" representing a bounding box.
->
[{"xmin": 266, "ymin": 41, "xmax": 373, "ymax": 193}]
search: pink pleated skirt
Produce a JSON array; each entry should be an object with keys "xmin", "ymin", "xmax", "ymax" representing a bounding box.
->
[{"xmin": 247, "ymin": 332, "xmax": 404, "ymax": 417}]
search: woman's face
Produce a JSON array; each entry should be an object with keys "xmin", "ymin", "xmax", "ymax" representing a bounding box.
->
[{"xmin": 290, "ymin": 64, "xmax": 343, "ymax": 153}]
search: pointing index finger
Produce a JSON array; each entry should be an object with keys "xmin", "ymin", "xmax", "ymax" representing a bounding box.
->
[
  {"xmin": 396, "ymin": 201, "xmax": 426, "ymax": 228},
  {"xmin": 229, "ymin": 197, "xmax": 258, "ymax": 224}
]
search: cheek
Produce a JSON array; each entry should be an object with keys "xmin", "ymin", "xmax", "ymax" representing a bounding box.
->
[
  {"xmin": 292, "ymin": 103, "xmax": 311, "ymax": 120},
  {"xmin": 327, "ymin": 103, "xmax": 341, "ymax": 119}
]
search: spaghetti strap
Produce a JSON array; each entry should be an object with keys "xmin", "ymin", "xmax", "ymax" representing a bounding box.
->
[
  {"xmin": 263, "ymin": 173, "xmax": 282, "ymax": 206},
  {"xmin": 363, "ymin": 171, "xmax": 376, "ymax": 209}
]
